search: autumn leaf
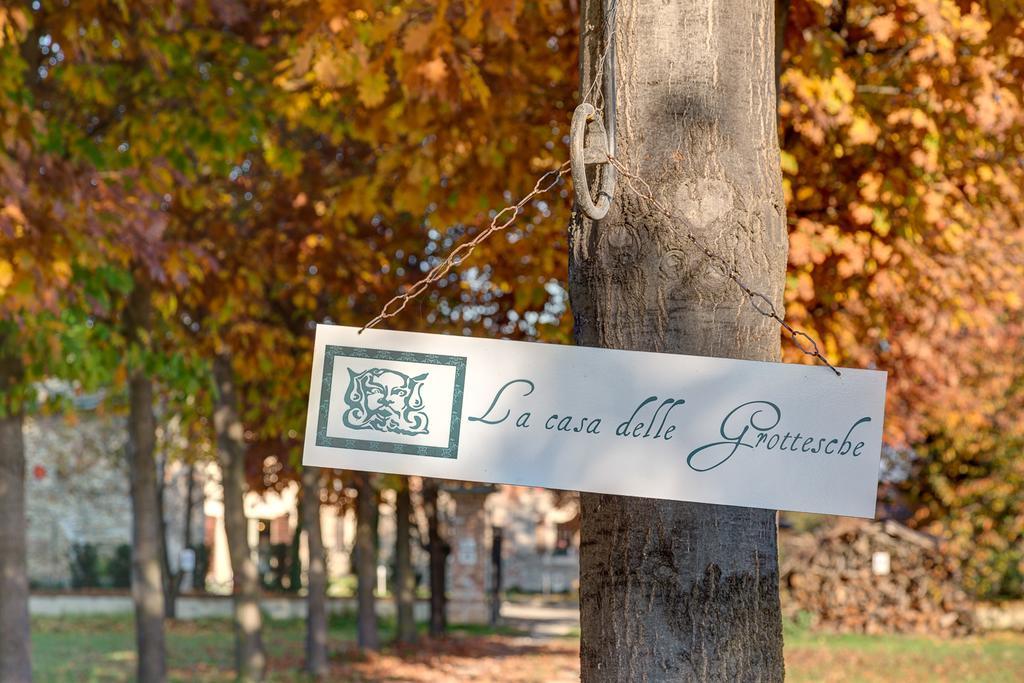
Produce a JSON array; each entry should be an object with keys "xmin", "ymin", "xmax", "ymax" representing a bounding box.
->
[
  {"xmin": 402, "ymin": 21, "xmax": 434, "ymax": 53},
  {"xmin": 847, "ymin": 116, "xmax": 880, "ymax": 145},
  {"xmin": 357, "ymin": 70, "xmax": 389, "ymax": 107},
  {"xmin": 0, "ymin": 258, "xmax": 13, "ymax": 291},
  {"xmin": 417, "ymin": 56, "xmax": 448, "ymax": 84}
]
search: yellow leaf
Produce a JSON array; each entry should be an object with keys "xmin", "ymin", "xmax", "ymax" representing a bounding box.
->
[
  {"xmin": 357, "ymin": 71, "xmax": 389, "ymax": 108},
  {"xmin": 780, "ymin": 151, "xmax": 798, "ymax": 175},
  {"xmin": 0, "ymin": 259, "xmax": 12, "ymax": 290},
  {"xmin": 314, "ymin": 51, "xmax": 353, "ymax": 88},
  {"xmin": 848, "ymin": 117, "xmax": 879, "ymax": 145},
  {"xmin": 53, "ymin": 260, "xmax": 71, "ymax": 283}
]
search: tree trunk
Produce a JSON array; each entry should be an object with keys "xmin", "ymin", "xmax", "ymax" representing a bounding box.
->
[
  {"xmin": 0, "ymin": 331, "xmax": 32, "ymax": 683},
  {"xmin": 156, "ymin": 454, "xmax": 177, "ymax": 619},
  {"xmin": 490, "ymin": 526, "xmax": 503, "ymax": 626},
  {"xmin": 353, "ymin": 470, "xmax": 380, "ymax": 650},
  {"xmin": 301, "ymin": 466, "xmax": 329, "ymax": 677},
  {"xmin": 288, "ymin": 502, "xmax": 304, "ymax": 593},
  {"xmin": 394, "ymin": 476, "xmax": 417, "ymax": 645},
  {"xmin": 571, "ymin": 1, "xmax": 787, "ymax": 680},
  {"xmin": 125, "ymin": 277, "xmax": 168, "ymax": 683},
  {"xmin": 371, "ymin": 488, "xmax": 381, "ymax": 556},
  {"xmin": 422, "ymin": 478, "xmax": 448, "ymax": 637},
  {"xmin": 183, "ymin": 463, "xmax": 196, "ymax": 592},
  {"xmin": 212, "ymin": 353, "xmax": 266, "ymax": 681}
]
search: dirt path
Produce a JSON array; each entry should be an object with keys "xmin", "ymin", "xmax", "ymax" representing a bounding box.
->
[{"xmin": 500, "ymin": 600, "xmax": 580, "ymax": 639}]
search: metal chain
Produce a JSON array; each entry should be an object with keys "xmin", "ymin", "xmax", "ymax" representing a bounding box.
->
[
  {"xmin": 607, "ymin": 154, "xmax": 841, "ymax": 376},
  {"xmin": 359, "ymin": 162, "xmax": 571, "ymax": 332},
  {"xmin": 359, "ymin": 151, "xmax": 839, "ymax": 376}
]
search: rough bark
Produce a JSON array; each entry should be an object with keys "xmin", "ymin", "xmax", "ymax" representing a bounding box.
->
[
  {"xmin": 571, "ymin": 0, "xmax": 787, "ymax": 680},
  {"xmin": 394, "ymin": 476, "xmax": 418, "ymax": 645},
  {"xmin": 125, "ymin": 277, "xmax": 168, "ymax": 683},
  {"xmin": 0, "ymin": 331, "xmax": 32, "ymax": 683},
  {"xmin": 301, "ymin": 466, "xmax": 329, "ymax": 678},
  {"xmin": 212, "ymin": 353, "xmax": 266, "ymax": 681},
  {"xmin": 422, "ymin": 478, "xmax": 449, "ymax": 636},
  {"xmin": 353, "ymin": 470, "xmax": 381, "ymax": 650}
]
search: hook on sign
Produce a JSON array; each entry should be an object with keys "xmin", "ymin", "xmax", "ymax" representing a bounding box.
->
[{"xmin": 571, "ymin": 103, "xmax": 617, "ymax": 220}]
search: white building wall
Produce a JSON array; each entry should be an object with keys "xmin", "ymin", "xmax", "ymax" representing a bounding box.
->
[
  {"xmin": 23, "ymin": 413, "xmax": 195, "ymax": 588},
  {"xmin": 24, "ymin": 410, "xmax": 577, "ymax": 597}
]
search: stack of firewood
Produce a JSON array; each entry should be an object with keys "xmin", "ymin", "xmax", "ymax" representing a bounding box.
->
[{"xmin": 780, "ymin": 518, "xmax": 973, "ymax": 635}]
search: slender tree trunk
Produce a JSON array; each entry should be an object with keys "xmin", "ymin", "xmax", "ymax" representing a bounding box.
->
[
  {"xmin": 422, "ymin": 478, "xmax": 448, "ymax": 636},
  {"xmin": 394, "ymin": 476, "xmax": 417, "ymax": 645},
  {"xmin": 490, "ymin": 526, "xmax": 503, "ymax": 626},
  {"xmin": 182, "ymin": 463, "xmax": 195, "ymax": 592},
  {"xmin": 0, "ymin": 331, "xmax": 32, "ymax": 683},
  {"xmin": 353, "ymin": 471, "xmax": 380, "ymax": 650},
  {"xmin": 125, "ymin": 277, "xmax": 168, "ymax": 683},
  {"xmin": 212, "ymin": 354, "xmax": 266, "ymax": 681},
  {"xmin": 302, "ymin": 466, "xmax": 329, "ymax": 677},
  {"xmin": 370, "ymin": 489, "xmax": 381, "ymax": 556},
  {"xmin": 156, "ymin": 454, "xmax": 177, "ymax": 619},
  {"xmin": 571, "ymin": 0, "xmax": 787, "ymax": 679},
  {"xmin": 288, "ymin": 503, "xmax": 304, "ymax": 593}
]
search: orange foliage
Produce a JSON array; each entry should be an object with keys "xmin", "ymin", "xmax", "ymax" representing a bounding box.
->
[{"xmin": 780, "ymin": 0, "xmax": 1024, "ymax": 447}]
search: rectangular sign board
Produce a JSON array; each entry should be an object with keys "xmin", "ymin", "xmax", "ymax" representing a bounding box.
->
[{"xmin": 303, "ymin": 325, "xmax": 887, "ymax": 518}]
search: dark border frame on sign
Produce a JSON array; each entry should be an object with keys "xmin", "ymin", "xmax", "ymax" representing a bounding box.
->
[{"xmin": 315, "ymin": 345, "xmax": 467, "ymax": 459}]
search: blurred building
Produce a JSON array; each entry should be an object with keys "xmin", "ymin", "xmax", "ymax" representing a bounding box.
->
[
  {"xmin": 22, "ymin": 408, "xmax": 354, "ymax": 593},
  {"xmin": 22, "ymin": 405, "xmax": 581, "ymax": 611},
  {"xmin": 24, "ymin": 411, "xmax": 136, "ymax": 588},
  {"xmin": 487, "ymin": 486, "xmax": 580, "ymax": 595}
]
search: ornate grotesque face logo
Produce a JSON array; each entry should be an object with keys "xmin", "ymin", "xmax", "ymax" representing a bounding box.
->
[{"xmin": 342, "ymin": 368, "xmax": 429, "ymax": 436}]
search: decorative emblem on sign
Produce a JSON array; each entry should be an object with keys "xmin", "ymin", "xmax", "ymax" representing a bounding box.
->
[
  {"xmin": 316, "ymin": 344, "xmax": 468, "ymax": 459},
  {"xmin": 343, "ymin": 368, "xmax": 429, "ymax": 436}
]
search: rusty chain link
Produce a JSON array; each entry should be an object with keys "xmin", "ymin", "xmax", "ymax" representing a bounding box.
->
[{"xmin": 359, "ymin": 162, "xmax": 570, "ymax": 332}]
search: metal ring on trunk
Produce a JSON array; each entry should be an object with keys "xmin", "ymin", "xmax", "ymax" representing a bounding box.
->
[{"xmin": 570, "ymin": 103, "xmax": 616, "ymax": 220}]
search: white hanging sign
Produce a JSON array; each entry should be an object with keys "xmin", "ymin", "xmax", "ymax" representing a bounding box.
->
[{"xmin": 303, "ymin": 325, "xmax": 887, "ymax": 518}]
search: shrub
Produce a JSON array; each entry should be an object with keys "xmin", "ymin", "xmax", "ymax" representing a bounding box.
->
[
  {"xmin": 107, "ymin": 544, "xmax": 132, "ymax": 589},
  {"xmin": 69, "ymin": 543, "xmax": 101, "ymax": 589}
]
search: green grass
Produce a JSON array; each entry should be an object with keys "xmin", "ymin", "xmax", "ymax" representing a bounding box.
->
[
  {"xmin": 784, "ymin": 618, "xmax": 1024, "ymax": 682},
  {"xmin": 29, "ymin": 614, "xmax": 1024, "ymax": 682},
  {"xmin": 33, "ymin": 615, "xmax": 290, "ymax": 682},
  {"xmin": 30, "ymin": 614, "xmax": 526, "ymax": 682}
]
